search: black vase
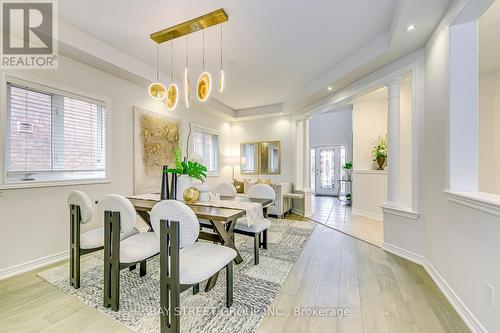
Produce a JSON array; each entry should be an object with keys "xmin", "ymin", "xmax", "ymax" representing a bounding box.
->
[
  {"xmin": 160, "ymin": 166, "xmax": 169, "ymax": 200},
  {"xmin": 171, "ymin": 173, "xmax": 178, "ymax": 200}
]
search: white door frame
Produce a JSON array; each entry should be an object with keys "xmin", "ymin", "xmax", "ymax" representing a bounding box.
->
[{"xmin": 312, "ymin": 145, "xmax": 345, "ymax": 196}]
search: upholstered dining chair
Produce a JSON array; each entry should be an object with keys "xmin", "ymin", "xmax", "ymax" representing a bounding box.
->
[
  {"xmin": 214, "ymin": 182, "xmax": 237, "ymax": 197},
  {"xmin": 67, "ymin": 190, "xmax": 138, "ymax": 289},
  {"xmin": 151, "ymin": 200, "xmax": 236, "ymax": 333},
  {"xmin": 234, "ymin": 183, "xmax": 276, "ymax": 265},
  {"xmin": 99, "ymin": 194, "xmax": 160, "ymax": 311}
]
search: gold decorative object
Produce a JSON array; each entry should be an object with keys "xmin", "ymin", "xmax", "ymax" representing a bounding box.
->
[
  {"xmin": 183, "ymin": 187, "xmax": 200, "ymax": 203},
  {"xmin": 240, "ymin": 141, "xmax": 282, "ymax": 175},
  {"xmin": 197, "ymin": 72, "xmax": 211, "ymax": 102},
  {"xmin": 166, "ymin": 83, "xmax": 178, "ymax": 110},
  {"xmin": 149, "ymin": 9, "xmax": 228, "ymax": 104},
  {"xmin": 149, "ymin": 9, "xmax": 228, "ymax": 44},
  {"xmin": 149, "ymin": 82, "xmax": 167, "ymax": 100}
]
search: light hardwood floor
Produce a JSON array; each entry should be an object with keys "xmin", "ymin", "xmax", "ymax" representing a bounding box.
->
[{"xmin": 0, "ymin": 223, "xmax": 468, "ymax": 333}]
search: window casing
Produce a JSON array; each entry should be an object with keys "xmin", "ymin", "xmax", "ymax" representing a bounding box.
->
[
  {"xmin": 4, "ymin": 80, "xmax": 107, "ymax": 185},
  {"xmin": 192, "ymin": 126, "xmax": 219, "ymax": 176}
]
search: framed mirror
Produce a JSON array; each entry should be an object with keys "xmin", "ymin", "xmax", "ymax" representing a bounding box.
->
[
  {"xmin": 259, "ymin": 141, "xmax": 281, "ymax": 174},
  {"xmin": 240, "ymin": 142, "xmax": 259, "ymax": 174}
]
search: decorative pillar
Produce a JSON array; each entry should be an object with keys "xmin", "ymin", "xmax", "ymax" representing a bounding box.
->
[
  {"xmin": 302, "ymin": 117, "xmax": 312, "ymax": 217},
  {"xmin": 303, "ymin": 117, "xmax": 311, "ymax": 190},
  {"xmin": 387, "ymin": 78, "xmax": 402, "ymax": 205},
  {"xmin": 295, "ymin": 120, "xmax": 304, "ymax": 190}
]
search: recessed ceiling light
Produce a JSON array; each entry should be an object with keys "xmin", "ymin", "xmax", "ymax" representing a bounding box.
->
[
  {"xmin": 406, "ymin": 24, "xmax": 416, "ymax": 32},
  {"xmin": 328, "ymin": 86, "xmax": 333, "ymax": 91}
]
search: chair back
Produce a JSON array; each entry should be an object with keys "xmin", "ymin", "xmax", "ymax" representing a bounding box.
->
[
  {"xmin": 214, "ymin": 182, "xmax": 237, "ymax": 197},
  {"xmin": 67, "ymin": 190, "xmax": 93, "ymax": 224},
  {"xmin": 97, "ymin": 194, "xmax": 136, "ymax": 233},
  {"xmin": 248, "ymin": 183, "xmax": 276, "ymax": 201},
  {"xmin": 150, "ymin": 200, "xmax": 199, "ymax": 249}
]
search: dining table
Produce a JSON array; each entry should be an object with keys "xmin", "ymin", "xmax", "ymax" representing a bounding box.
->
[{"xmin": 125, "ymin": 193, "xmax": 273, "ymax": 291}]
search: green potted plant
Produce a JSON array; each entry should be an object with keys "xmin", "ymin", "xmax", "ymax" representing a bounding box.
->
[
  {"xmin": 342, "ymin": 161, "xmax": 353, "ymax": 180},
  {"xmin": 371, "ymin": 135, "xmax": 388, "ymax": 170}
]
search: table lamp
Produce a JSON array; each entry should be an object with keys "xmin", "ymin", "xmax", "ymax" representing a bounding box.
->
[{"xmin": 224, "ymin": 155, "xmax": 239, "ymax": 180}]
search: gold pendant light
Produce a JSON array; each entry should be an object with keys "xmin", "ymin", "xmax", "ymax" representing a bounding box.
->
[
  {"xmin": 149, "ymin": 43, "xmax": 167, "ymax": 100},
  {"xmin": 219, "ymin": 23, "xmax": 224, "ymax": 93},
  {"xmin": 166, "ymin": 41, "xmax": 179, "ymax": 110},
  {"xmin": 184, "ymin": 36, "xmax": 190, "ymax": 108},
  {"xmin": 197, "ymin": 30, "xmax": 211, "ymax": 102}
]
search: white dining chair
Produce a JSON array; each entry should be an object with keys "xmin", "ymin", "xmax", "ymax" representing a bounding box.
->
[
  {"xmin": 67, "ymin": 190, "xmax": 138, "ymax": 289},
  {"xmin": 234, "ymin": 183, "xmax": 276, "ymax": 265},
  {"xmin": 213, "ymin": 182, "xmax": 237, "ymax": 197},
  {"xmin": 150, "ymin": 200, "xmax": 236, "ymax": 333},
  {"xmin": 99, "ymin": 194, "xmax": 160, "ymax": 311}
]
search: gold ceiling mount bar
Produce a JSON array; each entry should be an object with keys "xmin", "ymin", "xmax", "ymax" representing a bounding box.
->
[{"xmin": 150, "ymin": 8, "xmax": 228, "ymax": 44}]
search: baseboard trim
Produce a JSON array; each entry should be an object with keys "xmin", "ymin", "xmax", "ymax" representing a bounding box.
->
[
  {"xmin": 382, "ymin": 242, "xmax": 424, "ymax": 264},
  {"xmin": 382, "ymin": 241, "xmax": 487, "ymax": 333},
  {"xmin": 0, "ymin": 250, "xmax": 68, "ymax": 280},
  {"xmin": 422, "ymin": 259, "xmax": 488, "ymax": 333},
  {"xmin": 352, "ymin": 209, "xmax": 383, "ymax": 221}
]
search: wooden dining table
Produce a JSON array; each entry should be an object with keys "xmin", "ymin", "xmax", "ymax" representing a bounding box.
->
[{"xmin": 126, "ymin": 194, "xmax": 272, "ymax": 291}]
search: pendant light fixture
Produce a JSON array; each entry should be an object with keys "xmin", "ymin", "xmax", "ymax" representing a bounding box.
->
[
  {"xmin": 184, "ymin": 36, "xmax": 190, "ymax": 108},
  {"xmin": 197, "ymin": 29, "xmax": 212, "ymax": 102},
  {"xmin": 166, "ymin": 41, "xmax": 179, "ymax": 110},
  {"xmin": 149, "ymin": 43, "xmax": 167, "ymax": 100},
  {"xmin": 219, "ymin": 23, "xmax": 224, "ymax": 93}
]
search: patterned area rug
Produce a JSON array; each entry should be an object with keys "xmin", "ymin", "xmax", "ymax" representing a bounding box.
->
[{"xmin": 38, "ymin": 218, "xmax": 315, "ymax": 333}]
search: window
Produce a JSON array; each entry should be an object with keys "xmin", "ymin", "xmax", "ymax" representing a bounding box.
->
[
  {"xmin": 192, "ymin": 126, "xmax": 219, "ymax": 175},
  {"xmin": 5, "ymin": 80, "xmax": 107, "ymax": 185}
]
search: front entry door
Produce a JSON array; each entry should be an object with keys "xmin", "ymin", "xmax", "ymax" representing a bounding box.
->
[{"xmin": 314, "ymin": 145, "xmax": 342, "ymax": 196}]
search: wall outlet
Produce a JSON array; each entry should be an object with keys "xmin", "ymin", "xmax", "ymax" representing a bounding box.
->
[{"xmin": 486, "ymin": 283, "xmax": 495, "ymax": 308}]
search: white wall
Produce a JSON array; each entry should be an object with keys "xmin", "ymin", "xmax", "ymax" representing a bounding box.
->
[
  {"xmin": 309, "ymin": 107, "xmax": 352, "ymax": 159},
  {"xmin": 230, "ymin": 116, "xmax": 295, "ymax": 184},
  {"xmin": 0, "ymin": 55, "xmax": 232, "ymax": 274},
  {"xmin": 352, "ymin": 98, "xmax": 388, "ymax": 170},
  {"xmin": 352, "ymin": 97, "xmax": 388, "ymax": 218},
  {"xmin": 424, "ymin": 15, "xmax": 500, "ymax": 332},
  {"xmin": 479, "ymin": 69, "xmax": 500, "ymax": 194}
]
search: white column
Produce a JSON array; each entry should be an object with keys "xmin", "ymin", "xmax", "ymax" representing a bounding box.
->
[
  {"xmin": 387, "ymin": 78, "xmax": 402, "ymax": 205},
  {"xmin": 295, "ymin": 120, "xmax": 304, "ymax": 190},
  {"xmin": 303, "ymin": 117, "xmax": 311, "ymax": 190}
]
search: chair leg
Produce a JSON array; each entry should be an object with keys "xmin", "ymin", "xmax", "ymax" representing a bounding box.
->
[
  {"xmin": 140, "ymin": 260, "xmax": 147, "ymax": 277},
  {"xmin": 69, "ymin": 205, "xmax": 81, "ymax": 289},
  {"xmin": 254, "ymin": 234, "xmax": 260, "ymax": 265},
  {"xmin": 103, "ymin": 211, "xmax": 121, "ymax": 312},
  {"xmin": 226, "ymin": 263, "xmax": 233, "ymax": 308},
  {"xmin": 193, "ymin": 283, "xmax": 200, "ymax": 295},
  {"xmin": 262, "ymin": 229, "xmax": 268, "ymax": 250}
]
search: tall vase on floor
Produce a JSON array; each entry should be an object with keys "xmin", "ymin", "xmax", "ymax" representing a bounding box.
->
[
  {"xmin": 177, "ymin": 174, "xmax": 193, "ymax": 201},
  {"xmin": 160, "ymin": 166, "xmax": 169, "ymax": 200}
]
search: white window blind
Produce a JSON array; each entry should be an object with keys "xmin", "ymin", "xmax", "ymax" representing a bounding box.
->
[
  {"xmin": 5, "ymin": 82, "xmax": 106, "ymax": 184},
  {"xmin": 192, "ymin": 127, "xmax": 219, "ymax": 175}
]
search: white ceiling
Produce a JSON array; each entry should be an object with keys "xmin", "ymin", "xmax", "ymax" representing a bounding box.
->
[
  {"xmin": 479, "ymin": 0, "xmax": 500, "ymax": 73},
  {"xmin": 58, "ymin": 0, "xmax": 450, "ymax": 114}
]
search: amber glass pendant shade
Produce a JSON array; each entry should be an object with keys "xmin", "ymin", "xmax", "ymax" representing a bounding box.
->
[
  {"xmin": 166, "ymin": 83, "xmax": 179, "ymax": 110},
  {"xmin": 197, "ymin": 72, "xmax": 211, "ymax": 102},
  {"xmin": 149, "ymin": 82, "xmax": 167, "ymax": 100}
]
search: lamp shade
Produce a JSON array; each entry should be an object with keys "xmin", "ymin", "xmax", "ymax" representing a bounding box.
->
[{"xmin": 224, "ymin": 155, "xmax": 239, "ymax": 166}]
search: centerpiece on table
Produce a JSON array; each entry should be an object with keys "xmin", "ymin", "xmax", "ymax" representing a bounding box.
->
[
  {"xmin": 165, "ymin": 148, "xmax": 208, "ymax": 202},
  {"xmin": 371, "ymin": 135, "xmax": 388, "ymax": 170}
]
